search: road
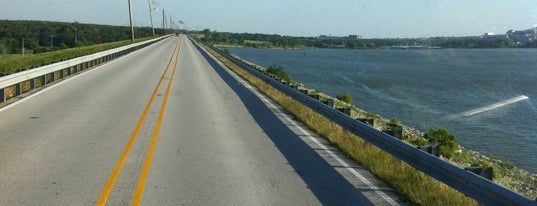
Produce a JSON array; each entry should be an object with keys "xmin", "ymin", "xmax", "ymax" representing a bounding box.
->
[{"xmin": 0, "ymin": 36, "xmax": 406, "ymax": 205}]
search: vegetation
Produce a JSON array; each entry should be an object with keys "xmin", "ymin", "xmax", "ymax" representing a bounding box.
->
[
  {"xmin": 0, "ymin": 20, "xmax": 172, "ymax": 55},
  {"xmin": 199, "ymin": 36, "xmax": 537, "ymax": 200},
  {"xmin": 335, "ymin": 92, "xmax": 353, "ymax": 104},
  {"xmin": 200, "ymin": 29, "xmax": 304, "ymax": 49},
  {"xmin": 195, "ymin": 29, "xmax": 537, "ymax": 49},
  {"xmin": 199, "ymin": 40, "xmax": 479, "ymax": 205},
  {"xmin": 424, "ymin": 128, "xmax": 458, "ymax": 158},
  {"xmin": 0, "ymin": 20, "xmax": 180, "ymax": 75},
  {"xmin": 0, "ymin": 37, "xmax": 152, "ymax": 75},
  {"xmin": 387, "ymin": 118, "xmax": 402, "ymax": 131},
  {"xmin": 266, "ymin": 65, "xmax": 291, "ymax": 82}
]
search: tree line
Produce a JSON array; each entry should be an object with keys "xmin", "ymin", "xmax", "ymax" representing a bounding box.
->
[
  {"xmin": 0, "ymin": 20, "xmax": 173, "ymax": 55},
  {"xmin": 198, "ymin": 29, "xmax": 537, "ymax": 49}
]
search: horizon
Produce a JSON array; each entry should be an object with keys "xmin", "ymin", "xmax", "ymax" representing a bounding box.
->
[
  {"xmin": 3, "ymin": 19, "xmax": 536, "ymax": 40},
  {"xmin": 1, "ymin": 0, "xmax": 536, "ymax": 38}
]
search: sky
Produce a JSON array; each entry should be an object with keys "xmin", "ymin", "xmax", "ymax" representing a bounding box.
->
[{"xmin": 1, "ymin": 0, "xmax": 537, "ymax": 38}]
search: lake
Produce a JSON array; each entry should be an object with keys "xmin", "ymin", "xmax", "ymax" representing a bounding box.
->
[{"xmin": 229, "ymin": 47, "xmax": 537, "ymax": 173}]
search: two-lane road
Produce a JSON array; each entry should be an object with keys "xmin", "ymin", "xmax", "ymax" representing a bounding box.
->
[{"xmin": 0, "ymin": 36, "xmax": 405, "ymax": 205}]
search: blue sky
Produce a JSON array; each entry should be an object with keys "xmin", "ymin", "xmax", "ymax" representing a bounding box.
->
[{"xmin": 1, "ymin": 0, "xmax": 536, "ymax": 38}]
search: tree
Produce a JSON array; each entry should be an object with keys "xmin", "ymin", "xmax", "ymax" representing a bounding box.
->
[{"xmin": 424, "ymin": 128, "xmax": 458, "ymax": 158}]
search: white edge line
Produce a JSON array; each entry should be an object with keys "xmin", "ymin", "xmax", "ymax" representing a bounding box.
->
[
  {"xmin": 0, "ymin": 44, "xmax": 146, "ymax": 113},
  {"xmin": 215, "ymin": 57, "xmax": 400, "ymax": 206}
]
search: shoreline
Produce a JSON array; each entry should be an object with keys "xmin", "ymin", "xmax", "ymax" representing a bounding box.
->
[
  {"xmin": 217, "ymin": 44, "xmax": 537, "ymax": 50},
  {"xmin": 228, "ymin": 52, "xmax": 537, "ymax": 199}
]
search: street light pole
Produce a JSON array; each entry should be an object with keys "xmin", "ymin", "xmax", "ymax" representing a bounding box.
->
[
  {"xmin": 128, "ymin": 0, "xmax": 135, "ymax": 43},
  {"xmin": 147, "ymin": 0, "xmax": 155, "ymax": 37}
]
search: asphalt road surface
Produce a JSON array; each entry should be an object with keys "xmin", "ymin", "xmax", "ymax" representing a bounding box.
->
[{"xmin": 0, "ymin": 36, "xmax": 407, "ymax": 205}]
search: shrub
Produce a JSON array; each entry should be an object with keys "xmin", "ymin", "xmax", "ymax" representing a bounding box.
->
[
  {"xmin": 267, "ymin": 65, "xmax": 291, "ymax": 82},
  {"xmin": 222, "ymin": 48, "xmax": 231, "ymax": 55},
  {"xmin": 387, "ymin": 118, "xmax": 402, "ymax": 130},
  {"xmin": 424, "ymin": 128, "xmax": 458, "ymax": 158},
  {"xmin": 336, "ymin": 92, "xmax": 353, "ymax": 104}
]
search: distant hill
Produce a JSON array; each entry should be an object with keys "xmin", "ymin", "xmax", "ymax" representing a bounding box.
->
[{"xmin": 0, "ymin": 20, "xmax": 169, "ymax": 55}]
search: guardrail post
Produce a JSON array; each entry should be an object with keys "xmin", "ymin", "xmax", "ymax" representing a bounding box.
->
[
  {"xmin": 30, "ymin": 78, "xmax": 35, "ymax": 90},
  {"xmin": 201, "ymin": 43, "xmax": 537, "ymax": 205},
  {"xmin": 417, "ymin": 145, "xmax": 440, "ymax": 157},
  {"xmin": 465, "ymin": 167, "xmax": 494, "ymax": 181},
  {"xmin": 0, "ymin": 88, "xmax": 4, "ymax": 103},
  {"xmin": 357, "ymin": 118, "xmax": 376, "ymax": 128},
  {"xmin": 0, "ymin": 37, "xmax": 167, "ymax": 106},
  {"xmin": 15, "ymin": 83, "xmax": 21, "ymax": 96},
  {"xmin": 40, "ymin": 75, "xmax": 46, "ymax": 86},
  {"xmin": 337, "ymin": 107, "xmax": 357, "ymax": 118},
  {"xmin": 49, "ymin": 72, "xmax": 55, "ymax": 83},
  {"xmin": 383, "ymin": 129, "xmax": 403, "ymax": 139}
]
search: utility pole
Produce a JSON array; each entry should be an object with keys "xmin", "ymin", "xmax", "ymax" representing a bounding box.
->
[
  {"xmin": 22, "ymin": 38, "xmax": 25, "ymax": 57},
  {"xmin": 147, "ymin": 0, "xmax": 155, "ymax": 37},
  {"xmin": 162, "ymin": 9, "xmax": 165, "ymax": 30},
  {"xmin": 128, "ymin": 0, "xmax": 135, "ymax": 42},
  {"xmin": 169, "ymin": 14, "xmax": 173, "ymax": 30}
]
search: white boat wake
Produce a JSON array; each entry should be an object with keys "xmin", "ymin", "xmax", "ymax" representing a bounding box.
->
[{"xmin": 461, "ymin": 95, "xmax": 529, "ymax": 117}]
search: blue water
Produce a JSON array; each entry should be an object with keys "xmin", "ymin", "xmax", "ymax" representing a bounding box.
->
[{"xmin": 229, "ymin": 47, "xmax": 537, "ymax": 173}]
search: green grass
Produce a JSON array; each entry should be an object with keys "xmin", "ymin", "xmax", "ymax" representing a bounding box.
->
[
  {"xmin": 200, "ymin": 42, "xmax": 479, "ymax": 206},
  {"xmin": 0, "ymin": 37, "xmax": 153, "ymax": 75}
]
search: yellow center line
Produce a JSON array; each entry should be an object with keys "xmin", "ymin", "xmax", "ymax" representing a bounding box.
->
[
  {"xmin": 131, "ymin": 37, "xmax": 182, "ymax": 205},
  {"xmin": 95, "ymin": 38, "xmax": 181, "ymax": 206}
]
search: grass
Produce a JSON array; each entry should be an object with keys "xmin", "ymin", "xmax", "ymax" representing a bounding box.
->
[
  {"xmin": 0, "ymin": 37, "xmax": 154, "ymax": 75},
  {"xmin": 199, "ymin": 41, "xmax": 479, "ymax": 206}
]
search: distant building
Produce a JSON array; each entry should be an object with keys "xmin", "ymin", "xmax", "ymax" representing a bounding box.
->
[
  {"xmin": 318, "ymin": 34, "xmax": 363, "ymax": 40},
  {"xmin": 318, "ymin": 35, "xmax": 341, "ymax": 40},
  {"xmin": 482, "ymin": 32, "xmax": 507, "ymax": 40},
  {"xmin": 348, "ymin": 35, "xmax": 363, "ymax": 40}
]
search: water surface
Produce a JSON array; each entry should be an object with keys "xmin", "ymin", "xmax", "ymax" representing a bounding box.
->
[{"xmin": 229, "ymin": 47, "xmax": 537, "ymax": 173}]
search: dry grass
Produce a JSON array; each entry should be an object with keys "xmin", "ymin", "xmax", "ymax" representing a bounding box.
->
[{"xmin": 201, "ymin": 43, "xmax": 479, "ymax": 206}]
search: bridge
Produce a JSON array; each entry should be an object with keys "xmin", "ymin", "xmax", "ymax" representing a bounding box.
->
[{"xmin": 0, "ymin": 35, "xmax": 407, "ymax": 205}]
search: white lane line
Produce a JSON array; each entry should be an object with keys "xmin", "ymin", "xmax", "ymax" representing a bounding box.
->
[
  {"xmin": 0, "ymin": 66, "xmax": 102, "ymax": 113},
  {"xmin": 222, "ymin": 65, "xmax": 400, "ymax": 206}
]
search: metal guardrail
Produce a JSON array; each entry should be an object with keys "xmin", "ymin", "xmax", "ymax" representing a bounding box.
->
[
  {"xmin": 0, "ymin": 36, "xmax": 170, "ymax": 103},
  {"xmin": 194, "ymin": 41, "xmax": 536, "ymax": 206}
]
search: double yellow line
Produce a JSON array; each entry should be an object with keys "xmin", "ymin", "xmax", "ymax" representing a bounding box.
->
[{"xmin": 96, "ymin": 37, "xmax": 182, "ymax": 206}]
